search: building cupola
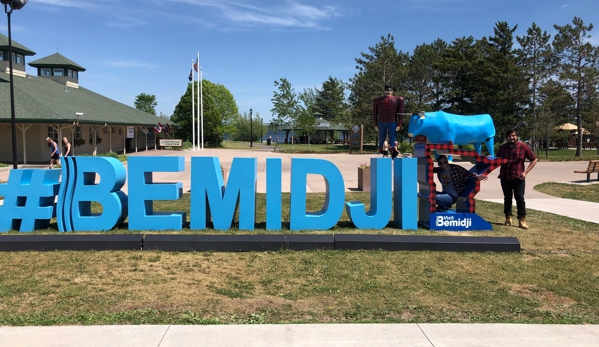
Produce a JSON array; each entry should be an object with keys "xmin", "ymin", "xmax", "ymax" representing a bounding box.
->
[
  {"xmin": 28, "ymin": 52, "xmax": 86, "ymax": 88},
  {"xmin": 0, "ymin": 33, "xmax": 35, "ymax": 77}
]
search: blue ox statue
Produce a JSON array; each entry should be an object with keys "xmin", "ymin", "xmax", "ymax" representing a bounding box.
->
[{"xmin": 408, "ymin": 111, "xmax": 496, "ymax": 157}]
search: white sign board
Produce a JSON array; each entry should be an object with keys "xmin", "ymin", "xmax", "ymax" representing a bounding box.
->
[
  {"xmin": 126, "ymin": 126, "xmax": 134, "ymax": 139},
  {"xmin": 159, "ymin": 139, "xmax": 183, "ymax": 147}
]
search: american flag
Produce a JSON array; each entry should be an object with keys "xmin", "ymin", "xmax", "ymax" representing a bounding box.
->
[{"xmin": 193, "ymin": 60, "xmax": 199, "ymax": 72}]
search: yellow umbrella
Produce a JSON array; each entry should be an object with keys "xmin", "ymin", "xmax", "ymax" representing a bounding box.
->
[{"xmin": 555, "ymin": 123, "xmax": 578, "ymax": 130}]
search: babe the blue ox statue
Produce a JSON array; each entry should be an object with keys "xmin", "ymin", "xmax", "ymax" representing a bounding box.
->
[{"xmin": 408, "ymin": 111, "xmax": 496, "ymax": 156}]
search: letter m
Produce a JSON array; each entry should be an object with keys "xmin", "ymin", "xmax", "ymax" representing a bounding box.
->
[{"xmin": 190, "ymin": 157, "xmax": 257, "ymax": 230}]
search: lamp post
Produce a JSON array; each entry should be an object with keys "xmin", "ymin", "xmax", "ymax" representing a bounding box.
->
[
  {"xmin": 2, "ymin": 0, "xmax": 27, "ymax": 169},
  {"xmin": 249, "ymin": 108, "xmax": 253, "ymax": 148},
  {"xmin": 260, "ymin": 116, "xmax": 263, "ymax": 143}
]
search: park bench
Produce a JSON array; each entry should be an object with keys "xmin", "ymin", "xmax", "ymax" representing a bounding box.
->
[{"xmin": 574, "ymin": 160, "xmax": 599, "ymax": 182}]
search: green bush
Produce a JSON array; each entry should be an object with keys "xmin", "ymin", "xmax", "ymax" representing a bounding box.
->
[
  {"xmin": 398, "ymin": 141, "xmax": 414, "ymax": 154},
  {"xmin": 102, "ymin": 151, "xmax": 119, "ymax": 158}
]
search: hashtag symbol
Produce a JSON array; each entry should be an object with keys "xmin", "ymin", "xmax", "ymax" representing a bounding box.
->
[{"xmin": 0, "ymin": 169, "xmax": 61, "ymax": 232}]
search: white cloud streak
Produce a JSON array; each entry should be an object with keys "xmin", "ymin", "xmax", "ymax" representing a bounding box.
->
[{"xmin": 166, "ymin": 0, "xmax": 343, "ymax": 30}]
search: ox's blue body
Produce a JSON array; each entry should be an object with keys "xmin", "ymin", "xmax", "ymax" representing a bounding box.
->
[{"xmin": 408, "ymin": 111, "xmax": 496, "ymax": 156}]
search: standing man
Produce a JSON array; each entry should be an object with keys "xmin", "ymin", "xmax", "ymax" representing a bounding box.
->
[
  {"xmin": 62, "ymin": 137, "xmax": 72, "ymax": 157},
  {"xmin": 46, "ymin": 137, "xmax": 60, "ymax": 169},
  {"xmin": 497, "ymin": 129, "xmax": 538, "ymax": 229},
  {"xmin": 373, "ymin": 85, "xmax": 404, "ymax": 158}
]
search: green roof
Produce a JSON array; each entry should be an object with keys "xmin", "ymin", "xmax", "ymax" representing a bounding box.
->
[
  {"xmin": 0, "ymin": 72, "xmax": 162, "ymax": 126},
  {"xmin": 0, "ymin": 33, "xmax": 35, "ymax": 56},
  {"xmin": 29, "ymin": 53, "xmax": 86, "ymax": 71}
]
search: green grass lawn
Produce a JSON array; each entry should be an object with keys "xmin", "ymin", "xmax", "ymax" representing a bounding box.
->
[
  {"xmin": 535, "ymin": 148, "xmax": 599, "ymax": 161},
  {"xmin": 535, "ymin": 182, "xmax": 599, "ymax": 203},
  {"xmin": 1, "ymin": 193, "xmax": 598, "ymax": 325}
]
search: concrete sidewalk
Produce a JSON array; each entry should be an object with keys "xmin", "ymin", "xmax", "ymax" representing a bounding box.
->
[{"xmin": 1, "ymin": 323, "xmax": 599, "ymax": 347}]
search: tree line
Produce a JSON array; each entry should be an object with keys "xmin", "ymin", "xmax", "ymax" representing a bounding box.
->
[
  {"xmin": 138, "ymin": 17, "xmax": 598, "ymax": 156},
  {"xmin": 271, "ymin": 17, "xmax": 599, "ymax": 157}
]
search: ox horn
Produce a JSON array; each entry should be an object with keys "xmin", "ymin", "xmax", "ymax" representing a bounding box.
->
[{"xmin": 418, "ymin": 111, "xmax": 425, "ymax": 119}]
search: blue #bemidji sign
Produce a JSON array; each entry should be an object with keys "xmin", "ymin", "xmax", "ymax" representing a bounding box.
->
[{"xmin": 0, "ymin": 156, "xmax": 492, "ymax": 233}]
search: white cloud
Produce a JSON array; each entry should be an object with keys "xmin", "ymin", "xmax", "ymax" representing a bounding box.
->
[{"xmin": 165, "ymin": 0, "xmax": 343, "ymax": 30}]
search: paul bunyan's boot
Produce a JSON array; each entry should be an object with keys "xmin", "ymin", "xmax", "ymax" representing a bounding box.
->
[
  {"xmin": 504, "ymin": 215, "xmax": 512, "ymax": 226},
  {"xmin": 518, "ymin": 217, "xmax": 529, "ymax": 230}
]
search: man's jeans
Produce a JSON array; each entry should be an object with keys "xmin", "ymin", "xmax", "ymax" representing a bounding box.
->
[
  {"xmin": 378, "ymin": 122, "xmax": 396, "ymax": 151},
  {"xmin": 501, "ymin": 178, "xmax": 526, "ymax": 218},
  {"xmin": 436, "ymin": 192, "xmax": 458, "ymax": 209}
]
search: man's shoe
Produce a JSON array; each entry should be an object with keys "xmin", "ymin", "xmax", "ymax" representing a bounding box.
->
[
  {"xmin": 518, "ymin": 218, "xmax": 529, "ymax": 230},
  {"xmin": 504, "ymin": 215, "xmax": 512, "ymax": 226},
  {"xmin": 436, "ymin": 205, "xmax": 449, "ymax": 212}
]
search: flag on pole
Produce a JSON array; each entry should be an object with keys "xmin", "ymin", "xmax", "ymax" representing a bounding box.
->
[
  {"xmin": 154, "ymin": 123, "xmax": 163, "ymax": 133},
  {"xmin": 188, "ymin": 58, "xmax": 198, "ymax": 80}
]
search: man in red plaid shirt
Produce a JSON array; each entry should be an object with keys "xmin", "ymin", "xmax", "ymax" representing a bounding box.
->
[
  {"xmin": 373, "ymin": 85, "xmax": 404, "ymax": 158},
  {"xmin": 497, "ymin": 129, "xmax": 538, "ymax": 229}
]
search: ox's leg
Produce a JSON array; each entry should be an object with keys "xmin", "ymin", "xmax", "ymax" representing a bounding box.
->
[
  {"xmin": 473, "ymin": 142, "xmax": 482, "ymax": 156},
  {"xmin": 485, "ymin": 137, "xmax": 495, "ymax": 157}
]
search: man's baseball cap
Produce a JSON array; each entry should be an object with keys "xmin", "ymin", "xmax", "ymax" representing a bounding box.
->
[{"xmin": 384, "ymin": 85, "xmax": 393, "ymax": 91}]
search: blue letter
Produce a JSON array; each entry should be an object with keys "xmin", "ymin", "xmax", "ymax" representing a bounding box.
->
[
  {"xmin": 346, "ymin": 158, "xmax": 392, "ymax": 229},
  {"xmin": 266, "ymin": 158, "xmax": 282, "ymax": 230},
  {"xmin": 69, "ymin": 157, "xmax": 128, "ymax": 231},
  {"xmin": 128, "ymin": 156, "xmax": 185, "ymax": 231},
  {"xmin": 190, "ymin": 157, "xmax": 257, "ymax": 230},
  {"xmin": 0, "ymin": 169, "xmax": 61, "ymax": 232},
  {"xmin": 394, "ymin": 157, "xmax": 418, "ymax": 230},
  {"xmin": 290, "ymin": 158, "xmax": 344, "ymax": 231}
]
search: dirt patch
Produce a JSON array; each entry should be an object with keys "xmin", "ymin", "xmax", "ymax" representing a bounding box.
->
[{"xmin": 509, "ymin": 284, "xmax": 576, "ymax": 312}]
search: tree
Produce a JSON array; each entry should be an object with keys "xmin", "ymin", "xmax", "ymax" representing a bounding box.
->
[
  {"xmin": 171, "ymin": 80, "xmax": 238, "ymax": 146},
  {"xmin": 405, "ymin": 40, "xmax": 447, "ymax": 111},
  {"xmin": 537, "ymin": 80, "xmax": 575, "ymax": 157},
  {"xmin": 271, "ymin": 78, "xmax": 299, "ymax": 143},
  {"xmin": 134, "ymin": 93, "xmax": 158, "ymax": 115},
  {"xmin": 231, "ymin": 111, "xmax": 264, "ymax": 142},
  {"xmin": 349, "ymin": 34, "xmax": 407, "ymax": 142},
  {"xmin": 553, "ymin": 17, "xmax": 599, "ymax": 157},
  {"xmin": 435, "ymin": 36, "xmax": 483, "ymax": 115},
  {"xmin": 297, "ymin": 88, "xmax": 318, "ymax": 150},
  {"xmin": 517, "ymin": 22, "xmax": 554, "ymax": 153},
  {"xmin": 477, "ymin": 22, "xmax": 529, "ymax": 140},
  {"xmin": 315, "ymin": 76, "xmax": 347, "ymax": 123}
]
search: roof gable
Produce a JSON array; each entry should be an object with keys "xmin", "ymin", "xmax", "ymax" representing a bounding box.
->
[
  {"xmin": 29, "ymin": 52, "xmax": 86, "ymax": 71},
  {"xmin": 0, "ymin": 33, "xmax": 35, "ymax": 56}
]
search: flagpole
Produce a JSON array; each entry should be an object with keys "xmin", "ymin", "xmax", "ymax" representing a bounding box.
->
[
  {"xmin": 191, "ymin": 59, "xmax": 196, "ymax": 151},
  {"xmin": 196, "ymin": 51, "xmax": 204, "ymax": 149},
  {"xmin": 200, "ymin": 56, "xmax": 204, "ymax": 150}
]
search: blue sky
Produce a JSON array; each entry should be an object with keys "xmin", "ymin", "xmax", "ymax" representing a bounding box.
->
[{"xmin": 2, "ymin": 0, "xmax": 598, "ymax": 122}]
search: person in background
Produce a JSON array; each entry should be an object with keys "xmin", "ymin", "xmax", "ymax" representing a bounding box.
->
[
  {"xmin": 46, "ymin": 137, "xmax": 60, "ymax": 169},
  {"xmin": 382, "ymin": 137, "xmax": 389, "ymax": 157},
  {"xmin": 433, "ymin": 155, "xmax": 487, "ymax": 211},
  {"xmin": 497, "ymin": 129, "xmax": 538, "ymax": 229},
  {"xmin": 62, "ymin": 137, "xmax": 72, "ymax": 157}
]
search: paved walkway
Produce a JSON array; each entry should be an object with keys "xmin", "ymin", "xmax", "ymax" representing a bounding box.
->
[
  {"xmin": 1, "ymin": 323, "xmax": 599, "ymax": 347},
  {"xmin": 2, "ymin": 148, "xmax": 599, "ymax": 346}
]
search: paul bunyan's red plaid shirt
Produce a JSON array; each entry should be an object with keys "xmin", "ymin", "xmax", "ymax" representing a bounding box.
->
[
  {"xmin": 497, "ymin": 141, "xmax": 537, "ymax": 180},
  {"xmin": 373, "ymin": 95, "xmax": 405, "ymax": 126}
]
